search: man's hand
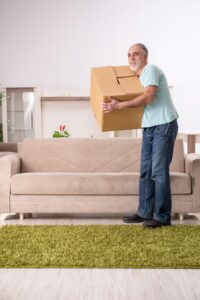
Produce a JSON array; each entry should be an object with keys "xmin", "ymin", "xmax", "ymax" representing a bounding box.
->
[
  {"xmin": 102, "ymin": 97, "xmax": 120, "ymax": 113},
  {"xmin": 102, "ymin": 85, "xmax": 157, "ymax": 113}
]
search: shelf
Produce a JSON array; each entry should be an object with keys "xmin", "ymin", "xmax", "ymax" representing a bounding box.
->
[
  {"xmin": 41, "ymin": 96, "xmax": 90, "ymax": 102},
  {"xmin": 6, "ymin": 88, "xmax": 34, "ymax": 93},
  {"xmin": 7, "ymin": 111, "xmax": 33, "ymax": 113},
  {"xmin": 8, "ymin": 130, "xmax": 34, "ymax": 132}
]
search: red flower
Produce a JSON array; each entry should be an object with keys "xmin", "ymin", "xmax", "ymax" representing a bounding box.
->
[
  {"xmin": 53, "ymin": 124, "xmax": 70, "ymax": 138},
  {"xmin": 60, "ymin": 125, "xmax": 65, "ymax": 132}
]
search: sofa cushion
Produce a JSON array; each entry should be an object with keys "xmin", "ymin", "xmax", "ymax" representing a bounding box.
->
[
  {"xmin": 19, "ymin": 138, "xmax": 184, "ymax": 173},
  {"xmin": 19, "ymin": 138, "xmax": 141, "ymax": 173},
  {"xmin": 11, "ymin": 172, "xmax": 191, "ymax": 195},
  {"xmin": 11, "ymin": 173, "xmax": 140, "ymax": 195}
]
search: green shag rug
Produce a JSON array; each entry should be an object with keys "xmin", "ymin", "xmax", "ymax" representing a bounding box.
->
[{"xmin": 0, "ymin": 225, "xmax": 200, "ymax": 268}]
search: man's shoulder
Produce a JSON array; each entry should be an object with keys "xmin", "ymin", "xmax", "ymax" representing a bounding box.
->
[
  {"xmin": 144, "ymin": 64, "xmax": 164, "ymax": 74},
  {"xmin": 140, "ymin": 64, "xmax": 166, "ymax": 87}
]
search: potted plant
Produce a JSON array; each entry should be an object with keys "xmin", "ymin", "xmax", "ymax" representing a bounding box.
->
[{"xmin": 52, "ymin": 125, "xmax": 70, "ymax": 138}]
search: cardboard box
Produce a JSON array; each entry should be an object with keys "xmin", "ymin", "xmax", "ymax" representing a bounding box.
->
[{"xmin": 90, "ymin": 65, "xmax": 144, "ymax": 131}]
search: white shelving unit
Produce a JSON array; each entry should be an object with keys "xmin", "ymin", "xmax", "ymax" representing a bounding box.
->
[{"xmin": 2, "ymin": 87, "xmax": 41, "ymax": 142}]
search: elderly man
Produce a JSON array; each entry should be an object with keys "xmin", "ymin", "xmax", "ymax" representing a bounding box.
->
[{"xmin": 102, "ymin": 43, "xmax": 178, "ymax": 228}]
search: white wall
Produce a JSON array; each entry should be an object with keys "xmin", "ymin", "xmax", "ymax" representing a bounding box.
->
[
  {"xmin": 42, "ymin": 100, "xmax": 110, "ymax": 138},
  {"xmin": 0, "ymin": 0, "xmax": 200, "ymax": 139}
]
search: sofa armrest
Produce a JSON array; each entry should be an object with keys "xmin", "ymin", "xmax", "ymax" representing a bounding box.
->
[
  {"xmin": 185, "ymin": 153, "xmax": 200, "ymax": 211},
  {"xmin": 0, "ymin": 154, "xmax": 21, "ymax": 212}
]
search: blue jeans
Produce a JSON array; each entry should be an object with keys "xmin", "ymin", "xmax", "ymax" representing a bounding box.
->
[{"xmin": 137, "ymin": 119, "xmax": 178, "ymax": 223}]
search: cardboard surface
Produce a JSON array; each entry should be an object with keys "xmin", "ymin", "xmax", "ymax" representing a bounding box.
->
[{"xmin": 90, "ymin": 66, "xmax": 144, "ymax": 131}]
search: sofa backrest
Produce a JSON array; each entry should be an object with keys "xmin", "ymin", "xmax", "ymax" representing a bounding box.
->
[{"xmin": 19, "ymin": 138, "xmax": 184, "ymax": 173}]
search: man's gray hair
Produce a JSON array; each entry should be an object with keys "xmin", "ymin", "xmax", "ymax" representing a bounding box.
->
[{"xmin": 135, "ymin": 43, "xmax": 148, "ymax": 55}]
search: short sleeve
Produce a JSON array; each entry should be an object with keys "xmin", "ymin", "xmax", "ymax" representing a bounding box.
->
[{"xmin": 141, "ymin": 65, "xmax": 160, "ymax": 87}]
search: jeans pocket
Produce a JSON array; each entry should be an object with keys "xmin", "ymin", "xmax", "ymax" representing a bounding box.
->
[
  {"xmin": 156, "ymin": 122, "xmax": 171, "ymax": 137},
  {"xmin": 144, "ymin": 127, "xmax": 155, "ymax": 138}
]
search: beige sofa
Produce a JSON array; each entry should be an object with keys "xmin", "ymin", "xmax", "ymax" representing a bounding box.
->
[
  {"xmin": 0, "ymin": 138, "xmax": 200, "ymax": 219},
  {"xmin": 0, "ymin": 142, "xmax": 18, "ymax": 158}
]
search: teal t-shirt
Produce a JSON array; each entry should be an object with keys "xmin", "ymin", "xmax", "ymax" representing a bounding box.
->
[{"xmin": 140, "ymin": 64, "xmax": 178, "ymax": 128}]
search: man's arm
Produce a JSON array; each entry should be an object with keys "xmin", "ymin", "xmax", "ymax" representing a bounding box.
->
[{"xmin": 102, "ymin": 85, "xmax": 157, "ymax": 113}]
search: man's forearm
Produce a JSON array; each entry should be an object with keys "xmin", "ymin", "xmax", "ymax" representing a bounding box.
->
[
  {"xmin": 102, "ymin": 86, "xmax": 156, "ymax": 113},
  {"xmin": 117, "ymin": 93, "xmax": 150, "ymax": 110}
]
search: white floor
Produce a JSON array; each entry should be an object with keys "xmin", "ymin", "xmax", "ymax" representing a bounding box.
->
[{"xmin": 0, "ymin": 213, "xmax": 200, "ymax": 300}]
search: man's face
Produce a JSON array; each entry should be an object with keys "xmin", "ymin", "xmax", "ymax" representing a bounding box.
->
[{"xmin": 128, "ymin": 45, "xmax": 147, "ymax": 73}]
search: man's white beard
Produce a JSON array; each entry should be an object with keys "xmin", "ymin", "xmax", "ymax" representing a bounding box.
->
[{"xmin": 129, "ymin": 63, "xmax": 140, "ymax": 72}]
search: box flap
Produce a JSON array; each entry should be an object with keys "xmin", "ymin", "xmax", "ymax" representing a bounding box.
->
[
  {"xmin": 91, "ymin": 65, "xmax": 144, "ymax": 99},
  {"xmin": 118, "ymin": 77, "xmax": 144, "ymax": 95},
  {"xmin": 92, "ymin": 66, "xmax": 124, "ymax": 96},
  {"xmin": 113, "ymin": 66, "xmax": 135, "ymax": 78}
]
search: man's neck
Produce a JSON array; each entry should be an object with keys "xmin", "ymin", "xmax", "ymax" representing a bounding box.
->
[{"xmin": 136, "ymin": 63, "xmax": 147, "ymax": 77}]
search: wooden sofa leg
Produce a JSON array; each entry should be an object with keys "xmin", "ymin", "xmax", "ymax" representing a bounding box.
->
[
  {"xmin": 19, "ymin": 213, "xmax": 24, "ymax": 220},
  {"xmin": 19, "ymin": 213, "xmax": 32, "ymax": 220},
  {"xmin": 179, "ymin": 213, "xmax": 184, "ymax": 220}
]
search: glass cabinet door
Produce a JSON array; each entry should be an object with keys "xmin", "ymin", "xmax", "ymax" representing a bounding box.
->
[{"xmin": 6, "ymin": 88, "xmax": 35, "ymax": 142}]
